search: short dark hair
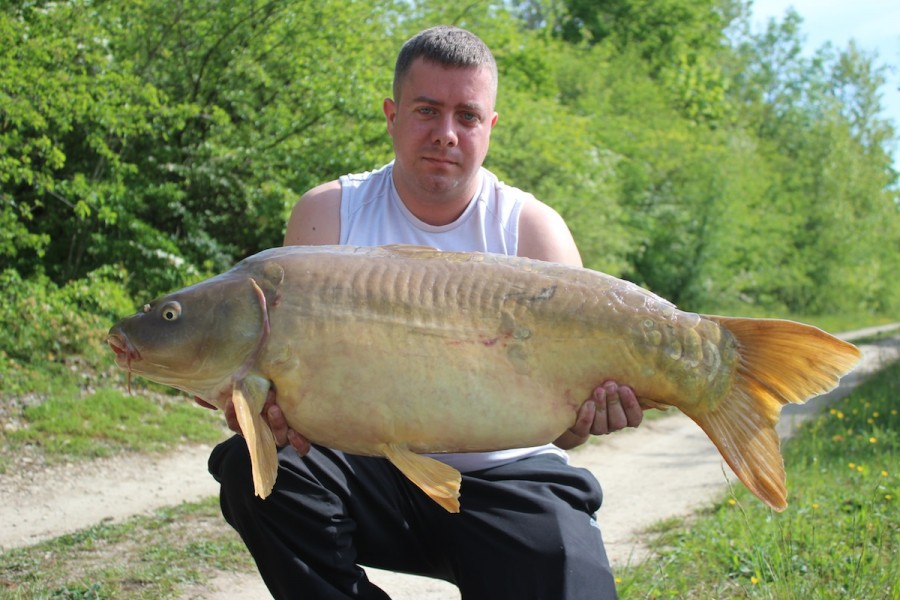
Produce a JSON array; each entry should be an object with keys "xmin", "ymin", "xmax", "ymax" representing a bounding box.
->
[{"xmin": 393, "ymin": 26, "xmax": 498, "ymax": 102}]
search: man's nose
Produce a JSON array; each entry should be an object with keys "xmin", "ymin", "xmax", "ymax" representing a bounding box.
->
[{"xmin": 432, "ymin": 115, "xmax": 458, "ymax": 146}]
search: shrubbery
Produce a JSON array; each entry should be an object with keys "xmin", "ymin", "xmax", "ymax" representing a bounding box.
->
[{"xmin": 0, "ymin": 267, "xmax": 135, "ymax": 395}]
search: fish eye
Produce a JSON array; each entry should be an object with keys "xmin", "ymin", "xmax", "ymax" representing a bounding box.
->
[{"xmin": 160, "ymin": 301, "xmax": 182, "ymax": 321}]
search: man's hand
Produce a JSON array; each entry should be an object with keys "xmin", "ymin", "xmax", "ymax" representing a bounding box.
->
[
  {"xmin": 553, "ymin": 381, "xmax": 644, "ymax": 450},
  {"xmin": 194, "ymin": 389, "xmax": 311, "ymax": 456}
]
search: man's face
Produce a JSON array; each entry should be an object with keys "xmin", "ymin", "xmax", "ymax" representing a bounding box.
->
[{"xmin": 384, "ymin": 58, "xmax": 498, "ymax": 206}]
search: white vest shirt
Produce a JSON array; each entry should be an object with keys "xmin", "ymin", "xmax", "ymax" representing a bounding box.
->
[{"xmin": 338, "ymin": 162, "xmax": 568, "ymax": 472}]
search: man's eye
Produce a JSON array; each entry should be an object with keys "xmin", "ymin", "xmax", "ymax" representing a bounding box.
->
[{"xmin": 460, "ymin": 112, "xmax": 480, "ymax": 123}]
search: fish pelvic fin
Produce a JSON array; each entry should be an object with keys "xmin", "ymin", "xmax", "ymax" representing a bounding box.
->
[
  {"xmin": 692, "ymin": 317, "xmax": 861, "ymax": 511},
  {"xmin": 382, "ymin": 444, "xmax": 462, "ymax": 513},
  {"xmin": 232, "ymin": 375, "xmax": 278, "ymax": 499}
]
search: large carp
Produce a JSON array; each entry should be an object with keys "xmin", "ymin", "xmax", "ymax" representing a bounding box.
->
[{"xmin": 107, "ymin": 245, "xmax": 860, "ymax": 513}]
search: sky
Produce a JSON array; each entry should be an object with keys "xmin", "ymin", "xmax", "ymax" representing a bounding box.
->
[{"xmin": 749, "ymin": 0, "xmax": 900, "ymax": 169}]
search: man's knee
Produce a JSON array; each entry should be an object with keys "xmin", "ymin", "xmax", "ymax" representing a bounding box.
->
[{"xmin": 208, "ymin": 435, "xmax": 254, "ymax": 497}]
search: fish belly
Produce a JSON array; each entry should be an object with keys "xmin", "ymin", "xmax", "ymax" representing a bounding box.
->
[{"xmin": 268, "ymin": 324, "xmax": 588, "ymax": 455}]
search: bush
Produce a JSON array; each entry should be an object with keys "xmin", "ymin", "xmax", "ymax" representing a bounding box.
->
[{"xmin": 0, "ymin": 267, "xmax": 135, "ymax": 396}]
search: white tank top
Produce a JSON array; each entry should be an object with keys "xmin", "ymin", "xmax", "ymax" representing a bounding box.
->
[{"xmin": 339, "ymin": 162, "xmax": 568, "ymax": 472}]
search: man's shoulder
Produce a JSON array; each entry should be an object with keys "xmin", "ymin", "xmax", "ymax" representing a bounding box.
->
[
  {"xmin": 285, "ymin": 181, "xmax": 342, "ymax": 246},
  {"xmin": 481, "ymin": 167, "xmax": 536, "ymax": 203},
  {"xmin": 302, "ymin": 179, "xmax": 342, "ymax": 200},
  {"xmin": 341, "ymin": 163, "xmax": 393, "ymax": 188}
]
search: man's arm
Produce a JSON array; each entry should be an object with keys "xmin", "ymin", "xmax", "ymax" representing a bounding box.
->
[
  {"xmin": 283, "ymin": 180, "xmax": 342, "ymax": 246},
  {"xmin": 515, "ymin": 197, "xmax": 584, "ymax": 266},
  {"xmin": 517, "ymin": 198, "xmax": 643, "ymax": 449}
]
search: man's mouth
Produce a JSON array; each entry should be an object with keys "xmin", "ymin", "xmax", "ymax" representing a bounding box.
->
[{"xmin": 422, "ymin": 155, "xmax": 456, "ymax": 166}]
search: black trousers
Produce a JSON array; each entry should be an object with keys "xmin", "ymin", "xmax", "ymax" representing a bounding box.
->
[{"xmin": 209, "ymin": 435, "xmax": 617, "ymax": 600}]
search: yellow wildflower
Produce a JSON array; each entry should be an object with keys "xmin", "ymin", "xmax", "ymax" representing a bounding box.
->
[
  {"xmin": 869, "ymin": 437, "xmax": 877, "ymax": 444},
  {"xmin": 849, "ymin": 462, "xmax": 856, "ymax": 469},
  {"xmin": 881, "ymin": 471, "xmax": 888, "ymax": 478},
  {"xmin": 751, "ymin": 576, "xmax": 760, "ymax": 585}
]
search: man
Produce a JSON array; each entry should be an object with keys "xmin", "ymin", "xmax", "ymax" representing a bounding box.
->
[{"xmin": 208, "ymin": 25, "xmax": 643, "ymax": 599}]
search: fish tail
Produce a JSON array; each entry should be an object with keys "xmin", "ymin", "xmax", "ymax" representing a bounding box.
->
[{"xmin": 689, "ymin": 317, "xmax": 861, "ymax": 511}]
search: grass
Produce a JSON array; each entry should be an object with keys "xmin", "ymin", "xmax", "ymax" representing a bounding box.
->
[
  {"xmin": 0, "ymin": 385, "xmax": 227, "ymax": 474},
  {"xmin": 616, "ymin": 361, "xmax": 900, "ymax": 599},
  {"xmin": 0, "ymin": 497, "xmax": 256, "ymax": 599}
]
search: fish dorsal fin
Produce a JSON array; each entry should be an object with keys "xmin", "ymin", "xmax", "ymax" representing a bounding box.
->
[
  {"xmin": 232, "ymin": 376, "xmax": 278, "ymax": 498},
  {"xmin": 380, "ymin": 244, "xmax": 441, "ymax": 257},
  {"xmin": 382, "ymin": 243, "xmax": 438, "ymax": 250},
  {"xmin": 379, "ymin": 244, "xmax": 483, "ymax": 264},
  {"xmin": 382, "ymin": 443, "xmax": 462, "ymax": 513}
]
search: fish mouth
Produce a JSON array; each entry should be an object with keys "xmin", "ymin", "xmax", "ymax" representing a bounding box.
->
[
  {"xmin": 107, "ymin": 331, "xmax": 140, "ymax": 392},
  {"xmin": 107, "ymin": 332, "xmax": 141, "ymax": 364}
]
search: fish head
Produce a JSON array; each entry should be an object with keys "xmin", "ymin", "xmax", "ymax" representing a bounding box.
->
[{"xmin": 107, "ymin": 263, "xmax": 282, "ymax": 398}]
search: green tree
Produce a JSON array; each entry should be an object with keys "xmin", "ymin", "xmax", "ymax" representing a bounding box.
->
[
  {"xmin": 95, "ymin": 0, "xmax": 400, "ymax": 286},
  {"xmin": 2, "ymin": 0, "xmax": 403, "ymax": 297},
  {"xmin": 517, "ymin": 0, "xmax": 739, "ymax": 124},
  {"xmin": 1, "ymin": 2, "xmax": 161, "ymax": 281},
  {"xmin": 727, "ymin": 8, "xmax": 899, "ymax": 314}
]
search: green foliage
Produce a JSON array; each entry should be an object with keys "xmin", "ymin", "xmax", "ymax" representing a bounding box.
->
[
  {"xmin": 0, "ymin": 267, "xmax": 135, "ymax": 395},
  {"xmin": 1, "ymin": 2, "xmax": 170, "ymax": 285},
  {"xmin": 618, "ymin": 361, "xmax": 900, "ymax": 598},
  {"xmin": 2, "ymin": 0, "xmax": 400, "ymax": 298},
  {"xmin": 6, "ymin": 388, "xmax": 225, "ymax": 459},
  {"xmin": 725, "ymin": 11, "xmax": 900, "ymax": 315},
  {"xmin": 99, "ymin": 0, "xmax": 399, "ymax": 271}
]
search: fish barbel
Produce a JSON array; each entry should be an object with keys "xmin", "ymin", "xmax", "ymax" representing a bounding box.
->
[{"xmin": 107, "ymin": 245, "xmax": 861, "ymax": 512}]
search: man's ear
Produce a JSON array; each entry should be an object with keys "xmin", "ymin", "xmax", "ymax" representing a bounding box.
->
[{"xmin": 383, "ymin": 98, "xmax": 397, "ymax": 134}]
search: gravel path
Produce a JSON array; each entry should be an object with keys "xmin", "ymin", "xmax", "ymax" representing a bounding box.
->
[{"xmin": 1, "ymin": 325, "xmax": 896, "ymax": 599}]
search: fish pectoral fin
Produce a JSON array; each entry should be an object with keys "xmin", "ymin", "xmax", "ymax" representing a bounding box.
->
[
  {"xmin": 232, "ymin": 376, "xmax": 278, "ymax": 499},
  {"xmin": 382, "ymin": 444, "xmax": 461, "ymax": 513},
  {"xmin": 637, "ymin": 396, "xmax": 670, "ymax": 411}
]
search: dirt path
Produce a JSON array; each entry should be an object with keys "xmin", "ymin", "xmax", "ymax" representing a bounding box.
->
[{"xmin": 1, "ymin": 325, "xmax": 897, "ymax": 599}]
